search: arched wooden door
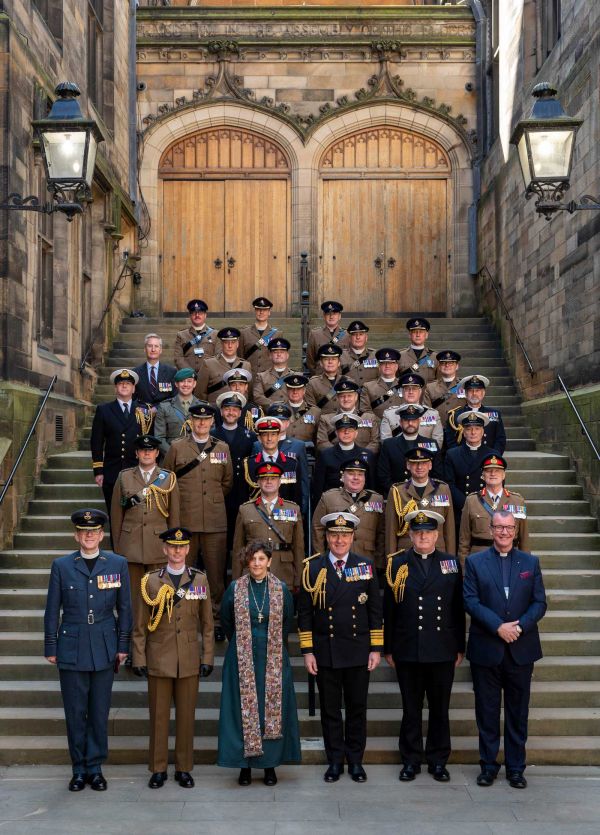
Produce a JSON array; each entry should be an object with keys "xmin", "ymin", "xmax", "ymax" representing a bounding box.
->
[
  {"xmin": 319, "ymin": 127, "xmax": 451, "ymax": 314},
  {"xmin": 159, "ymin": 128, "xmax": 291, "ymax": 314}
]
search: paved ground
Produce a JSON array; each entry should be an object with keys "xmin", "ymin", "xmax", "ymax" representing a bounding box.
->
[{"xmin": 1, "ymin": 764, "xmax": 600, "ymax": 834}]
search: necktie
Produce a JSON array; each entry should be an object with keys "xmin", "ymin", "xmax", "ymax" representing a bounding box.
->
[
  {"xmin": 144, "ymin": 471, "xmax": 150, "ymax": 484},
  {"xmin": 123, "ymin": 403, "xmax": 129, "ymax": 416},
  {"xmin": 150, "ymin": 366, "xmax": 158, "ymax": 396},
  {"xmin": 335, "ymin": 559, "xmax": 345, "ymax": 579}
]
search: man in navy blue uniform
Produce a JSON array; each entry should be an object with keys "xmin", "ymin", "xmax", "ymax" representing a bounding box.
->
[
  {"xmin": 444, "ymin": 411, "xmax": 497, "ymax": 516},
  {"xmin": 384, "ymin": 510, "xmax": 465, "ymax": 783},
  {"xmin": 464, "ymin": 510, "xmax": 547, "ymax": 789},
  {"xmin": 298, "ymin": 512, "xmax": 383, "ymax": 783},
  {"xmin": 377, "ymin": 404, "xmax": 442, "ymax": 497},
  {"xmin": 43, "ymin": 509, "xmax": 132, "ymax": 792},
  {"xmin": 311, "ymin": 413, "xmax": 375, "ymax": 507},
  {"xmin": 90, "ymin": 368, "xmax": 149, "ymax": 517},
  {"xmin": 445, "ymin": 375, "xmax": 507, "ymax": 454}
]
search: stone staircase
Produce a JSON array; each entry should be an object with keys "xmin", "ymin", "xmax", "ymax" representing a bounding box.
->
[{"xmin": 0, "ymin": 315, "xmax": 599, "ymax": 765}]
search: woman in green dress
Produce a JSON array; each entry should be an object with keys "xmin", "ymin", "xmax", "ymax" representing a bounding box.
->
[{"xmin": 218, "ymin": 540, "xmax": 301, "ymax": 785}]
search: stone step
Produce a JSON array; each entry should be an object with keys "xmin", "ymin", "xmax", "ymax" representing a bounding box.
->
[
  {"xmin": 2, "ymin": 732, "xmax": 598, "ymax": 766},
  {"xmin": 40, "ymin": 469, "xmax": 94, "ymax": 485}
]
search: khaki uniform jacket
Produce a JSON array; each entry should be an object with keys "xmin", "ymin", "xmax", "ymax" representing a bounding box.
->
[
  {"xmin": 385, "ymin": 479, "xmax": 456, "ymax": 558},
  {"xmin": 305, "ymin": 372, "xmax": 343, "ymax": 415},
  {"xmin": 423, "ymin": 379, "xmax": 466, "ymax": 426},
  {"xmin": 285, "ymin": 402, "xmax": 321, "ymax": 444},
  {"xmin": 163, "ymin": 436, "xmax": 233, "ymax": 532},
  {"xmin": 239, "ymin": 324, "xmax": 284, "ymax": 376},
  {"xmin": 196, "ymin": 354, "xmax": 252, "ymax": 404},
  {"xmin": 111, "ymin": 467, "xmax": 180, "ymax": 565},
  {"xmin": 253, "ymin": 366, "xmax": 294, "ymax": 408},
  {"xmin": 132, "ymin": 567, "xmax": 214, "ymax": 676},
  {"xmin": 398, "ymin": 346, "xmax": 438, "ymax": 384},
  {"xmin": 359, "ymin": 377, "xmax": 403, "ymax": 419},
  {"xmin": 153, "ymin": 394, "xmax": 201, "ymax": 455},
  {"xmin": 232, "ymin": 498, "xmax": 305, "ymax": 587},
  {"xmin": 340, "ymin": 348, "xmax": 379, "ymax": 387},
  {"xmin": 312, "ymin": 487, "xmax": 385, "ymax": 568},
  {"xmin": 306, "ymin": 325, "xmax": 350, "ymax": 375},
  {"xmin": 380, "ymin": 404, "xmax": 444, "ymax": 447},
  {"xmin": 174, "ymin": 326, "xmax": 221, "ymax": 373},
  {"xmin": 458, "ymin": 489, "xmax": 529, "ymax": 561},
  {"xmin": 316, "ymin": 411, "xmax": 380, "ymax": 454}
]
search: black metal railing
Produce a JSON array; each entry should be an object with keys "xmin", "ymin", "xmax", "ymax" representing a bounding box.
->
[
  {"xmin": 478, "ymin": 266, "xmax": 536, "ymax": 375},
  {"xmin": 557, "ymin": 375, "xmax": 600, "ymax": 462},
  {"xmin": 0, "ymin": 375, "xmax": 57, "ymax": 506},
  {"xmin": 299, "ymin": 252, "xmax": 310, "ymax": 373}
]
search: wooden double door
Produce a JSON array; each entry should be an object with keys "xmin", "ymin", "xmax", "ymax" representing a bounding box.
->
[
  {"xmin": 161, "ymin": 179, "xmax": 289, "ymax": 313},
  {"xmin": 321, "ymin": 178, "xmax": 448, "ymax": 313}
]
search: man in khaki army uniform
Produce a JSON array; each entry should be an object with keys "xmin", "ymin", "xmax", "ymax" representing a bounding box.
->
[
  {"xmin": 312, "ymin": 458, "xmax": 385, "ymax": 569},
  {"xmin": 173, "ymin": 299, "xmax": 220, "ymax": 374},
  {"xmin": 317, "ymin": 378, "xmax": 380, "ymax": 454},
  {"xmin": 163, "ymin": 402, "xmax": 233, "ymax": 639},
  {"xmin": 196, "ymin": 327, "xmax": 252, "ymax": 404},
  {"xmin": 253, "ymin": 337, "xmax": 294, "ymax": 408},
  {"xmin": 233, "ymin": 462, "xmax": 304, "ymax": 588},
  {"xmin": 111, "ymin": 434, "xmax": 180, "ymax": 633},
  {"xmin": 239, "ymin": 296, "xmax": 284, "ymax": 377},
  {"xmin": 222, "ymin": 367, "xmax": 264, "ymax": 432},
  {"xmin": 154, "ymin": 368, "xmax": 201, "ymax": 455},
  {"xmin": 305, "ymin": 343, "xmax": 345, "ymax": 415},
  {"xmin": 423, "ymin": 350, "xmax": 465, "ymax": 426},
  {"xmin": 306, "ymin": 300, "xmax": 350, "ymax": 375},
  {"xmin": 340, "ymin": 321, "xmax": 379, "ymax": 387},
  {"xmin": 360, "ymin": 348, "xmax": 404, "ymax": 419},
  {"xmin": 458, "ymin": 454, "xmax": 529, "ymax": 562},
  {"xmin": 380, "ymin": 372, "xmax": 443, "ymax": 447},
  {"xmin": 282, "ymin": 373, "xmax": 321, "ymax": 444},
  {"xmin": 385, "ymin": 447, "xmax": 455, "ymax": 558},
  {"xmin": 132, "ymin": 527, "xmax": 214, "ymax": 790},
  {"xmin": 398, "ymin": 317, "xmax": 438, "ymax": 384}
]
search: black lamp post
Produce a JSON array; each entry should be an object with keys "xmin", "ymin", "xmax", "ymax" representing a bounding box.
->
[
  {"xmin": 510, "ymin": 82, "xmax": 599, "ymax": 220},
  {"xmin": 1, "ymin": 82, "xmax": 103, "ymax": 222}
]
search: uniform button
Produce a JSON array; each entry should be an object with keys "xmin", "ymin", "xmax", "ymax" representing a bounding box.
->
[
  {"xmin": 418, "ymin": 606, "xmax": 423, "ymax": 610},
  {"xmin": 89, "ymin": 595, "xmax": 93, "ymax": 599},
  {"xmin": 328, "ymin": 607, "xmax": 332, "ymax": 612},
  {"xmin": 418, "ymin": 596, "xmax": 423, "ymax": 601},
  {"xmin": 89, "ymin": 580, "xmax": 92, "ymax": 584},
  {"xmin": 437, "ymin": 616, "xmax": 441, "ymax": 621},
  {"xmin": 419, "ymin": 615, "xmax": 423, "ymax": 620},
  {"xmin": 437, "ymin": 596, "xmax": 442, "ymax": 601},
  {"xmin": 437, "ymin": 627, "xmax": 441, "ymax": 631},
  {"xmin": 329, "ymin": 616, "xmax": 333, "ymax": 621},
  {"xmin": 352, "ymin": 606, "xmax": 356, "ymax": 610},
  {"xmin": 438, "ymin": 606, "xmax": 442, "ymax": 611},
  {"xmin": 418, "ymin": 625, "xmax": 423, "ymax": 630}
]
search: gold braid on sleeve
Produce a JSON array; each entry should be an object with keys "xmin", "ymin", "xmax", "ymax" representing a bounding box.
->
[
  {"xmin": 302, "ymin": 555, "xmax": 327, "ymax": 609},
  {"xmin": 392, "ymin": 487, "xmax": 418, "ymax": 538},
  {"xmin": 140, "ymin": 574, "xmax": 175, "ymax": 632},
  {"xmin": 385, "ymin": 556, "xmax": 409, "ymax": 603}
]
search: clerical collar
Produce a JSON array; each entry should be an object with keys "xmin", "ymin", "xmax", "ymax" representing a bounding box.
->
[
  {"xmin": 192, "ymin": 432, "xmax": 210, "ymax": 443},
  {"xmin": 493, "ymin": 546, "xmax": 512, "ymax": 559},
  {"xmin": 167, "ymin": 564, "xmax": 186, "ymax": 576},
  {"xmin": 193, "ymin": 327, "xmax": 206, "ymax": 333},
  {"xmin": 80, "ymin": 549, "xmax": 100, "ymax": 560},
  {"xmin": 403, "ymin": 433, "xmax": 418, "ymax": 441},
  {"xmin": 442, "ymin": 377, "xmax": 456, "ymax": 384},
  {"xmin": 224, "ymin": 357, "xmax": 236, "ymax": 365},
  {"xmin": 351, "ymin": 348, "xmax": 364, "ymax": 355},
  {"xmin": 222, "ymin": 422, "xmax": 238, "ymax": 430},
  {"xmin": 274, "ymin": 366, "xmax": 287, "ymax": 373},
  {"xmin": 466, "ymin": 443, "xmax": 481, "ymax": 450},
  {"xmin": 381, "ymin": 376, "xmax": 395, "ymax": 383},
  {"xmin": 339, "ymin": 442, "xmax": 355, "ymax": 451},
  {"xmin": 414, "ymin": 551, "xmax": 432, "ymax": 559},
  {"xmin": 412, "ymin": 479, "xmax": 429, "ymax": 488}
]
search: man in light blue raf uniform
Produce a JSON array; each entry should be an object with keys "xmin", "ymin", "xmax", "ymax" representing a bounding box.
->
[{"xmin": 44, "ymin": 508, "xmax": 132, "ymax": 792}]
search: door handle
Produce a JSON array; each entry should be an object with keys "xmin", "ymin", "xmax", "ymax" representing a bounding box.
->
[
  {"xmin": 227, "ymin": 256, "xmax": 236, "ymax": 274},
  {"xmin": 214, "ymin": 257, "xmax": 222, "ymax": 269},
  {"xmin": 387, "ymin": 257, "xmax": 396, "ymax": 269},
  {"xmin": 374, "ymin": 253, "xmax": 384, "ymax": 275}
]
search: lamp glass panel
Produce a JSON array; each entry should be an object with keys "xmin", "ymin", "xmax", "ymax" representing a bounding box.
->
[
  {"xmin": 517, "ymin": 133, "xmax": 532, "ymax": 188},
  {"xmin": 41, "ymin": 130, "xmax": 87, "ymax": 181},
  {"xmin": 83, "ymin": 135, "xmax": 98, "ymax": 187},
  {"xmin": 529, "ymin": 129, "xmax": 574, "ymax": 179}
]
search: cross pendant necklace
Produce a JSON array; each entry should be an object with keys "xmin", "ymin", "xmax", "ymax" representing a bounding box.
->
[{"xmin": 249, "ymin": 578, "xmax": 268, "ymax": 623}]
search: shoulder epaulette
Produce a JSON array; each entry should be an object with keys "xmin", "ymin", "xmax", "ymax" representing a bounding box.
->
[{"xmin": 302, "ymin": 552, "xmax": 321, "ymax": 563}]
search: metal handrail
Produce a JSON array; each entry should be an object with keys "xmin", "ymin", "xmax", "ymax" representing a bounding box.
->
[
  {"xmin": 557, "ymin": 375, "xmax": 600, "ymax": 462},
  {"xmin": 0, "ymin": 375, "xmax": 58, "ymax": 506},
  {"xmin": 299, "ymin": 252, "xmax": 310, "ymax": 373},
  {"xmin": 478, "ymin": 266, "xmax": 536, "ymax": 375}
]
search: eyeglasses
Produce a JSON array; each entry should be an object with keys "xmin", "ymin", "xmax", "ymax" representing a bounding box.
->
[{"xmin": 491, "ymin": 525, "xmax": 516, "ymax": 532}]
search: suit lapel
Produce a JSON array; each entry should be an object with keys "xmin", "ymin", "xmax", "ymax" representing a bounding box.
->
[
  {"xmin": 484, "ymin": 549, "xmax": 506, "ymax": 600},
  {"xmin": 507, "ymin": 550, "xmax": 522, "ymax": 600}
]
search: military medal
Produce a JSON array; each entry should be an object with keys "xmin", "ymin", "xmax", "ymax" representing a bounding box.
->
[
  {"xmin": 97, "ymin": 573, "xmax": 121, "ymax": 589},
  {"xmin": 349, "ymin": 504, "xmax": 357, "ymax": 513},
  {"xmin": 420, "ymin": 498, "xmax": 430, "ymax": 507},
  {"xmin": 358, "ymin": 593, "xmax": 368, "ymax": 604},
  {"xmin": 198, "ymin": 452, "xmax": 207, "ymax": 462},
  {"xmin": 412, "ymin": 363, "xmax": 419, "ymax": 371}
]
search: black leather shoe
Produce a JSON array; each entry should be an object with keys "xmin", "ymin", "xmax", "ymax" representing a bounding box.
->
[
  {"xmin": 476, "ymin": 770, "xmax": 496, "ymax": 787},
  {"xmin": 68, "ymin": 773, "xmax": 86, "ymax": 792},
  {"xmin": 87, "ymin": 773, "xmax": 107, "ymax": 791},
  {"xmin": 174, "ymin": 771, "xmax": 195, "ymax": 788},
  {"xmin": 214, "ymin": 626, "xmax": 226, "ymax": 642},
  {"xmin": 428, "ymin": 764, "xmax": 450, "ymax": 782},
  {"xmin": 323, "ymin": 763, "xmax": 344, "ymax": 782},
  {"xmin": 238, "ymin": 767, "xmax": 252, "ymax": 786},
  {"xmin": 348, "ymin": 764, "xmax": 367, "ymax": 783},
  {"xmin": 148, "ymin": 771, "xmax": 168, "ymax": 789},
  {"xmin": 399, "ymin": 764, "xmax": 421, "ymax": 782},
  {"xmin": 263, "ymin": 767, "xmax": 277, "ymax": 786},
  {"xmin": 507, "ymin": 771, "xmax": 527, "ymax": 789}
]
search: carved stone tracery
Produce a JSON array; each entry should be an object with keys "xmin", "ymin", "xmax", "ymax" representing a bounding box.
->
[
  {"xmin": 320, "ymin": 127, "xmax": 450, "ymax": 171},
  {"xmin": 158, "ymin": 127, "xmax": 290, "ymax": 175}
]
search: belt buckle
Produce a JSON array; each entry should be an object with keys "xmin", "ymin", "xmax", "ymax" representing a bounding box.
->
[{"xmin": 87, "ymin": 613, "xmax": 95, "ymax": 625}]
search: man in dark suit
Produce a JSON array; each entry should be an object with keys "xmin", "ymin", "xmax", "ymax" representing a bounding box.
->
[
  {"xmin": 311, "ymin": 414, "xmax": 375, "ymax": 506},
  {"xmin": 298, "ymin": 512, "xmax": 383, "ymax": 783},
  {"xmin": 464, "ymin": 510, "xmax": 547, "ymax": 789},
  {"xmin": 212, "ymin": 391, "xmax": 256, "ymax": 553},
  {"xmin": 133, "ymin": 333, "xmax": 177, "ymax": 409},
  {"xmin": 445, "ymin": 375, "xmax": 507, "ymax": 454},
  {"xmin": 444, "ymin": 411, "xmax": 496, "ymax": 516},
  {"xmin": 90, "ymin": 368, "xmax": 149, "ymax": 517},
  {"xmin": 377, "ymin": 404, "xmax": 442, "ymax": 497},
  {"xmin": 44, "ymin": 509, "xmax": 132, "ymax": 791},
  {"xmin": 384, "ymin": 510, "xmax": 465, "ymax": 783}
]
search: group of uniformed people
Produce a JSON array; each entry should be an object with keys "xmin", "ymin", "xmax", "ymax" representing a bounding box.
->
[{"xmin": 45, "ymin": 296, "xmax": 547, "ymax": 792}]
